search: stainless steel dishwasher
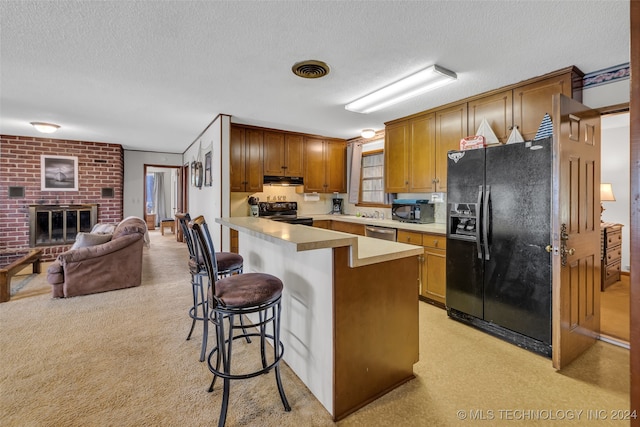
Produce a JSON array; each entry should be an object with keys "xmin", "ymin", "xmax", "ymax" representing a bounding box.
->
[{"xmin": 364, "ymin": 225, "xmax": 397, "ymax": 241}]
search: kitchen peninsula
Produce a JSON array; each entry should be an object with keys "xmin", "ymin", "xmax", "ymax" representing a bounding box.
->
[{"xmin": 216, "ymin": 216, "xmax": 424, "ymax": 421}]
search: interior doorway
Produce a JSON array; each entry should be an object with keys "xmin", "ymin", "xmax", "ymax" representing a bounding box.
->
[
  {"xmin": 143, "ymin": 164, "xmax": 182, "ymax": 229},
  {"xmin": 599, "ymin": 110, "xmax": 630, "ymax": 346}
]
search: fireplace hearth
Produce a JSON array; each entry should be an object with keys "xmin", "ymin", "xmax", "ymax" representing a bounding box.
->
[{"xmin": 29, "ymin": 204, "xmax": 98, "ymax": 247}]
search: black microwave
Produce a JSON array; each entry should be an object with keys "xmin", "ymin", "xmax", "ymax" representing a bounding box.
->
[{"xmin": 392, "ymin": 199, "xmax": 435, "ymax": 223}]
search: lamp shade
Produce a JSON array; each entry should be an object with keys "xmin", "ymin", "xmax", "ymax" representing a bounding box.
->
[
  {"xmin": 600, "ymin": 183, "xmax": 616, "ymax": 202},
  {"xmin": 345, "ymin": 64, "xmax": 457, "ymax": 114}
]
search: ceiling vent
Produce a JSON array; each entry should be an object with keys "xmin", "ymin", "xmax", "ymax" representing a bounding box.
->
[{"xmin": 292, "ymin": 60, "xmax": 330, "ymax": 79}]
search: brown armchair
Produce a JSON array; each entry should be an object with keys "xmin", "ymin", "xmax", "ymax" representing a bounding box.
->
[{"xmin": 47, "ymin": 217, "xmax": 147, "ymax": 298}]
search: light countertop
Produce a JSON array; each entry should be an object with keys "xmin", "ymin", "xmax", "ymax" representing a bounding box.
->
[
  {"xmin": 216, "ymin": 216, "xmax": 425, "ymax": 268},
  {"xmin": 310, "ymin": 214, "xmax": 447, "ymax": 235}
]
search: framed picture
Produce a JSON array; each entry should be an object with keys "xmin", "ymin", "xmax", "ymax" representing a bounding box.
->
[
  {"xmin": 41, "ymin": 155, "xmax": 78, "ymax": 191},
  {"xmin": 204, "ymin": 151, "xmax": 212, "ymax": 186}
]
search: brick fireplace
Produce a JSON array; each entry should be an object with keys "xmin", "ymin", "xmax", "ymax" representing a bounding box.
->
[{"xmin": 0, "ymin": 135, "xmax": 124, "ymax": 261}]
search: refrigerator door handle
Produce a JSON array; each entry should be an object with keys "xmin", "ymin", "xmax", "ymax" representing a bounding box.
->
[
  {"xmin": 477, "ymin": 185, "xmax": 483, "ymax": 259},
  {"xmin": 483, "ymin": 185, "xmax": 491, "ymax": 260}
]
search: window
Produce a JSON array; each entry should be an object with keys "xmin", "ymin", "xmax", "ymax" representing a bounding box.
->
[{"xmin": 360, "ymin": 150, "xmax": 385, "ymax": 204}]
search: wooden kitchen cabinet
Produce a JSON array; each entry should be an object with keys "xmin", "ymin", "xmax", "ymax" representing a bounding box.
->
[
  {"xmin": 601, "ymin": 222, "xmax": 623, "ymax": 290},
  {"xmin": 312, "ymin": 219, "xmax": 331, "ymax": 229},
  {"xmin": 331, "ymin": 221, "xmax": 365, "ymax": 236},
  {"xmin": 434, "ymin": 103, "xmax": 467, "ymax": 192},
  {"xmin": 230, "ymin": 125, "xmax": 263, "ymax": 192},
  {"xmin": 468, "ymin": 90, "xmax": 513, "ymax": 144},
  {"xmin": 384, "ymin": 120, "xmax": 409, "ymax": 193},
  {"xmin": 263, "ymin": 131, "xmax": 304, "ymax": 177},
  {"xmin": 397, "ymin": 230, "xmax": 446, "ymax": 306},
  {"xmin": 513, "ymin": 69, "xmax": 582, "ymax": 141},
  {"xmin": 304, "ymin": 138, "xmax": 346, "ymax": 193}
]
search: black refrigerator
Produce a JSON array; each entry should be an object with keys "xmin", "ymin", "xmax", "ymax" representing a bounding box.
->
[{"xmin": 446, "ymin": 137, "xmax": 552, "ymax": 356}]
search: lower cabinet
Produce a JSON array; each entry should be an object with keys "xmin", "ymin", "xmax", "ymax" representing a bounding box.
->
[
  {"xmin": 397, "ymin": 230, "xmax": 446, "ymax": 306},
  {"xmin": 331, "ymin": 221, "xmax": 365, "ymax": 235}
]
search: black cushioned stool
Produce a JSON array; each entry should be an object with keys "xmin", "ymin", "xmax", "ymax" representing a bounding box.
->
[
  {"xmin": 176, "ymin": 213, "xmax": 244, "ymax": 362},
  {"xmin": 189, "ymin": 216, "xmax": 290, "ymax": 427}
]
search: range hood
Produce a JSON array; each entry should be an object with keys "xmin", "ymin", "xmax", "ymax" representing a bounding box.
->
[{"xmin": 263, "ymin": 175, "xmax": 304, "ymax": 186}]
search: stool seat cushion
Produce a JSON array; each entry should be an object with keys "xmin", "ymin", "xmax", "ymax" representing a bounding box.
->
[
  {"xmin": 216, "ymin": 252, "xmax": 244, "ymax": 273},
  {"xmin": 212, "ymin": 273, "xmax": 283, "ymax": 308},
  {"xmin": 189, "ymin": 252, "xmax": 243, "ymax": 275}
]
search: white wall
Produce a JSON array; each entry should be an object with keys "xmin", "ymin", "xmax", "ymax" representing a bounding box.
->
[
  {"xmin": 183, "ymin": 115, "xmax": 230, "ymax": 251},
  {"xmin": 601, "ymin": 112, "xmax": 631, "ymax": 272},
  {"xmin": 123, "ymin": 150, "xmax": 183, "ymax": 218}
]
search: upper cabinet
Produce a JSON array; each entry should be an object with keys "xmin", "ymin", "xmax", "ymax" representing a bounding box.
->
[
  {"xmin": 384, "ymin": 121, "xmax": 409, "ymax": 193},
  {"xmin": 513, "ymin": 70, "xmax": 582, "ymax": 141},
  {"xmin": 304, "ymin": 137, "xmax": 347, "ymax": 193},
  {"xmin": 434, "ymin": 103, "xmax": 467, "ymax": 192},
  {"xmin": 231, "ymin": 124, "xmax": 345, "ymax": 192},
  {"xmin": 230, "ymin": 125, "xmax": 263, "ymax": 192},
  {"xmin": 263, "ymin": 131, "xmax": 304, "ymax": 177},
  {"xmin": 468, "ymin": 90, "xmax": 513, "ymax": 144},
  {"xmin": 385, "ymin": 114, "xmax": 437, "ymax": 193},
  {"xmin": 384, "ymin": 66, "xmax": 583, "ymax": 192}
]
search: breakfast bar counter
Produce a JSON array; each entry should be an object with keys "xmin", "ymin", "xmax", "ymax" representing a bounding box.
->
[{"xmin": 216, "ymin": 217, "xmax": 422, "ymax": 421}]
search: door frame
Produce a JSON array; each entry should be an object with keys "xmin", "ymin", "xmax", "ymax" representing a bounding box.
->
[{"xmin": 142, "ymin": 164, "xmax": 182, "ymax": 223}]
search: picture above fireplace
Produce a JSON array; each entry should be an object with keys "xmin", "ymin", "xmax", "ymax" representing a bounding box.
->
[{"xmin": 41, "ymin": 155, "xmax": 78, "ymax": 191}]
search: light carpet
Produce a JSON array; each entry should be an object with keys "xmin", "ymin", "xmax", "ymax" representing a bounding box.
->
[{"xmin": 0, "ymin": 230, "xmax": 630, "ymax": 426}]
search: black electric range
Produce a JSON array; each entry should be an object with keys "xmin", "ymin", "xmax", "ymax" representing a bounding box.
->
[{"xmin": 257, "ymin": 201, "xmax": 314, "ymax": 226}]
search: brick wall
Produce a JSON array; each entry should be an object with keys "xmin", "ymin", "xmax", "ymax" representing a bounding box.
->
[{"xmin": 1, "ymin": 135, "xmax": 124, "ymax": 261}]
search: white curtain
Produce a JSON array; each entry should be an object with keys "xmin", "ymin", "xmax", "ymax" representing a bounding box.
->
[
  {"xmin": 348, "ymin": 142, "xmax": 363, "ymax": 204},
  {"xmin": 153, "ymin": 172, "xmax": 166, "ymax": 224}
]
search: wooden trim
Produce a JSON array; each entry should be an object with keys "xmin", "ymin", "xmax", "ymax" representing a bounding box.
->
[
  {"xmin": 597, "ymin": 102, "xmax": 629, "ymax": 115},
  {"xmin": 630, "ymin": 0, "xmax": 639, "ymax": 423}
]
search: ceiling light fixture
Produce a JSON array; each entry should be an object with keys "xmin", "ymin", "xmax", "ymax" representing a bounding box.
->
[
  {"xmin": 345, "ymin": 64, "xmax": 457, "ymax": 114},
  {"xmin": 361, "ymin": 129, "xmax": 376, "ymax": 139},
  {"xmin": 30, "ymin": 122, "xmax": 60, "ymax": 133}
]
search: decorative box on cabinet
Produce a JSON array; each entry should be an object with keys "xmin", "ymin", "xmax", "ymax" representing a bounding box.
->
[{"xmin": 601, "ymin": 222, "xmax": 623, "ymax": 290}]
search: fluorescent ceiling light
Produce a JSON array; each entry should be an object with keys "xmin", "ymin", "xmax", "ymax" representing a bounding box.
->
[
  {"xmin": 345, "ymin": 65, "xmax": 457, "ymax": 114},
  {"xmin": 30, "ymin": 122, "xmax": 60, "ymax": 133}
]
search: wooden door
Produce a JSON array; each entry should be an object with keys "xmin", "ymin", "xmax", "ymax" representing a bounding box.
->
[
  {"xmin": 284, "ymin": 134, "xmax": 304, "ymax": 177},
  {"xmin": 244, "ymin": 128, "xmax": 264, "ymax": 192},
  {"xmin": 304, "ymin": 137, "xmax": 325, "ymax": 192},
  {"xmin": 263, "ymin": 131, "xmax": 285, "ymax": 176},
  {"xmin": 229, "ymin": 125, "xmax": 246, "ymax": 192},
  {"xmin": 409, "ymin": 114, "xmax": 436, "ymax": 192},
  {"xmin": 468, "ymin": 90, "xmax": 513, "ymax": 144},
  {"xmin": 551, "ymin": 94, "xmax": 601, "ymax": 369},
  {"xmin": 325, "ymin": 140, "xmax": 347, "ymax": 193},
  {"xmin": 384, "ymin": 121, "xmax": 409, "ymax": 192},
  {"xmin": 435, "ymin": 103, "xmax": 467, "ymax": 192}
]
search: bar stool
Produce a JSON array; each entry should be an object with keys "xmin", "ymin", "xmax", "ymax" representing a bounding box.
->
[
  {"xmin": 189, "ymin": 217, "xmax": 290, "ymax": 427},
  {"xmin": 176, "ymin": 213, "xmax": 245, "ymax": 362}
]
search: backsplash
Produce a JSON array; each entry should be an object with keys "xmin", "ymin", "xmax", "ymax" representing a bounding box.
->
[{"xmin": 230, "ymin": 186, "xmax": 446, "ymax": 224}]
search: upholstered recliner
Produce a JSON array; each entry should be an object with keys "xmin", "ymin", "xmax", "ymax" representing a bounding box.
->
[{"xmin": 47, "ymin": 217, "xmax": 148, "ymax": 298}]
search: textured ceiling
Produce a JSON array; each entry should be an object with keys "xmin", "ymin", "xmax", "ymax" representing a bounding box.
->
[{"xmin": 0, "ymin": 1, "xmax": 630, "ymax": 153}]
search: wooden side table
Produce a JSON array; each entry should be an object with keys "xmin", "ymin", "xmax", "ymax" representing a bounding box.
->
[
  {"xmin": 1, "ymin": 249, "xmax": 42, "ymax": 302},
  {"xmin": 160, "ymin": 219, "xmax": 175, "ymax": 235},
  {"xmin": 145, "ymin": 214, "xmax": 156, "ymax": 230},
  {"xmin": 601, "ymin": 222, "xmax": 623, "ymax": 290}
]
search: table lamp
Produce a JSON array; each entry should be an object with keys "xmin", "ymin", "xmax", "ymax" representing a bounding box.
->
[{"xmin": 600, "ymin": 183, "xmax": 616, "ymax": 221}]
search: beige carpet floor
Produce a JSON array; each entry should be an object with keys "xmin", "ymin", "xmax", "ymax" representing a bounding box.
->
[{"xmin": 1, "ymin": 230, "xmax": 630, "ymax": 426}]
